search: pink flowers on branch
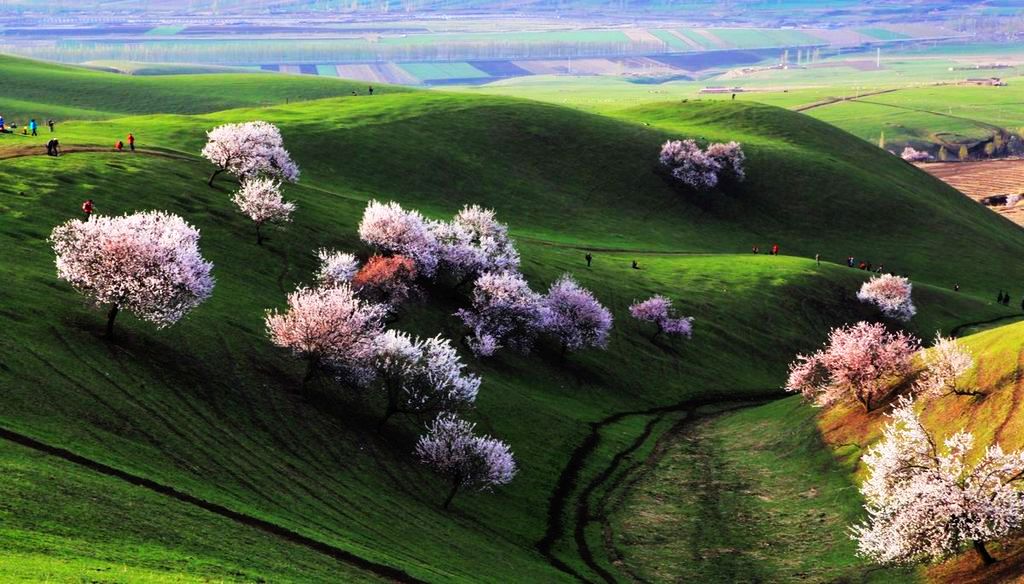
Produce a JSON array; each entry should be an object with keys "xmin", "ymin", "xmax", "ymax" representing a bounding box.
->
[
  {"xmin": 457, "ymin": 271, "xmax": 545, "ymax": 357},
  {"xmin": 415, "ymin": 413, "xmax": 517, "ymax": 509},
  {"xmin": 358, "ymin": 200, "xmax": 439, "ymax": 278},
  {"xmin": 857, "ymin": 274, "xmax": 916, "ymax": 322},
  {"xmin": 852, "ymin": 397, "xmax": 1024, "ymax": 566},
  {"xmin": 629, "ymin": 295, "xmax": 694, "ymax": 338},
  {"xmin": 659, "ymin": 139, "xmax": 746, "ymax": 191},
  {"xmin": 372, "ymin": 330, "xmax": 480, "ymax": 428},
  {"xmin": 49, "ymin": 211, "xmax": 215, "ymax": 338},
  {"xmin": 265, "ymin": 285, "xmax": 386, "ymax": 387},
  {"xmin": 202, "ymin": 121, "xmax": 300, "ymax": 187},
  {"xmin": 431, "ymin": 205, "xmax": 520, "ymax": 284},
  {"xmin": 900, "ymin": 146, "xmax": 933, "ymax": 162},
  {"xmin": 785, "ymin": 321, "xmax": 918, "ymax": 411},
  {"xmin": 541, "ymin": 274, "xmax": 613, "ymax": 355},
  {"xmin": 231, "ymin": 177, "xmax": 296, "ymax": 245}
]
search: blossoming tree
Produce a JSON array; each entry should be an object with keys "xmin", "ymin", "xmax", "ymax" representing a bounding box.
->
[
  {"xmin": 659, "ymin": 139, "xmax": 746, "ymax": 191},
  {"xmin": 351, "ymin": 255, "xmax": 418, "ymax": 307},
  {"xmin": 201, "ymin": 121, "xmax": 300, "ymax": 187},
  {"xmin": 431, "ymin": 205, "xmax": 519, "ymax": 284},
  {"xmin": 785, "ymin": 321, "xmax": 918, "ymax": 411},
  {"xmin": 415, "ymin": 413, "xmax": 517, "ymax": 509},
  {"xmin": 230, "ymin": 177, "xmax": 296, "ymax": 244},
  {"xmin": 857, "ymin": 274, "xmax": 916, "ymax": 322},
  {"xmin": 265, "ymin": 285, "xmax": 386, "ymax": 387},
  {"xmin": 629, "ymin": 295, "xmax": 694, "ymax": 339},
  {"xmin": 541, "ymin": 274, "xmax": 613, "ymax": 355},
  {"xmin": 456, "ymin": 271, "xmax": 546, "ymax": 357},
  {"xmin": 49, "ymin": 211, "xmax": 215, "ymax": 338},
  {"xmin": 358, "ymin": 200, "xmax": 438, "ymax": 277},
  {"xmin": 372, "ymin": 330, "xmax": 480, "ymax": 429},
  {"xmin": 916, "ymin": 333, "xmax": 978, "ymax": 397},
  {"xmin": 852, "ymin": 397, "xmax": 1024, "ymax": 566},
  {"xmin": 315, "ymin": 249, "xmax": 360, "ymax": 288},
  {"xmin": 900, "ymin": 147, "xmax": 933, "ymax": 162}
]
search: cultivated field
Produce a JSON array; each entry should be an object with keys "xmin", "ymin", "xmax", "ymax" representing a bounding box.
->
[{"xmin": 920, "ymin": 160, "xmax": 1024, "ymax": 226}]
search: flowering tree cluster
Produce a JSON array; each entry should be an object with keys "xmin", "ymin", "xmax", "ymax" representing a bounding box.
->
[
  {"xmin": 202, "ymin": 121, "xmax": 300, "ymax": 187},
  {"xmin": 315, "ymin": 249, "xmax": 360, "ymax": 289},
  {"xmin": 629, "ymin": 295, "xmax": 694, "ymax": 339},
  {"xmin": 456, "ymin": 271, "xmax": 546, "ymax": 357},
  {"xmin": 659, "ymin": 139, "xmax": 746, "ymax": 191},
  {"xmin": 431, "ymin": 205, "xmax": 520, "ymax": 284},
  {"xmin": 50, "ymin": 211, "xmax": 215, "ymax": 338},
  {"xmin": 352, "ymin": 255, "xmax": 419, "ymax": 307},
  {"xmin": 373, "ymin": 330, "xmax": 480, "ymax": 428},
  {"xmin": 900, "ymin": 147, "xmax": 933, "ymax": 162},
  {"xmin": 415, "ymin": 413, "xmax": 517, "ymax": 508},
  {"xmin": 358, "ymin": 200, "xmax": 439, "ymax": 278},
  {"xmin": 857, "ymin": 274, "xmax": 916, "ymax": 322},
  {"xmin": 541, "ymin": 275, "xmax": 613, "ymax": 355},
  {"xmin": 231, "ymin": 177, "xmax": 296, "ymax": 244},
  {"xmin": 852, "ymin": 396, "xmax": 1024, "ymax": 566},
  {"xmin": 265, "ymin": 285, "xmax": 387, "ymax": 386},
  {"xmin": 785, "ymin": 322, "xmax": 918, "ymax": 411},
  {"xmin": 915, "ymin": 333, "xmax": 978, "ymax": 397}
]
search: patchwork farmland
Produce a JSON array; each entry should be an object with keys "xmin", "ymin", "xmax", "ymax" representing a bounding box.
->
[{"xmin": 920, "ymin": 160, "xmax": 1024, "ymax": 226}]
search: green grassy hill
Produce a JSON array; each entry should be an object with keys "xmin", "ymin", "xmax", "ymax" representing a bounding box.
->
[{"xmin": 0, "ymin": 55, "xmax": 1021, "ymax": 582}]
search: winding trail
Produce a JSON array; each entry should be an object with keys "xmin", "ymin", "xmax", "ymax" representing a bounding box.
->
[{"xmin": 0, "ymin": 144, "xmax": 194, "ymax": 161}]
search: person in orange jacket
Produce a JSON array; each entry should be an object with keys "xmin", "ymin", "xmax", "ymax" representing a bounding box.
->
[
  {"xmin": 128, "ymin": 133, "xmax": 135, "ymax": 152},
  {"xmin": 115, "ymin": 140, "xmax": 123, "ymax": 152}
]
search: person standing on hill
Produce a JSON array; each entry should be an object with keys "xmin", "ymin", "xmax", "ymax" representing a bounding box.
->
[
  {"xmin": 368, "ymin": 85, "xmax": 374, "ymax": 95},
  {"xmin": 81, "ymin": 199, "xmax": 94, "ymax": 220},
  {"xmin": 954, "ymin": 283, "xmax": 960, "ymax": 292},
  {"xmin": 128, "ymin": 133, "xmax": 135, "ymax": 152},
  {"xmin": 47, "ymin": 119, "xmax": 55, "ymax": 132},
  {"xmin": 0, "ymin": 113, "xmax": 5, "ymax": 132},
  {"xmin": 847, "ymin": 256, "xmax": 855, "ymax": 268},
  {"xmin": 585, "ymin": 253, "xmax": 593, "ymax": 267},
  {"xmin": 772, "ymin": 243, "xmax": 780, "ymax": 256},
  {"xmin": 29, "ymin": 119, "xmax": 37, "ymax": 136},
  {"xmin": 815, "ymin": 253, "xmax": 821, "ymax": 266},
  {"xmin": 1004, "ymin": 293, "xmax": 1012, "ymax": 307},
  {"xmin": 998, "ymin": 291, "xmax": 1005, "ymax": 304}
]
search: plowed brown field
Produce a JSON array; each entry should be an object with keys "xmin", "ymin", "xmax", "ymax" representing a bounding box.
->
[{"xmin": 920, "ymin": 160, "xmax": 1024, "ymax": 226}]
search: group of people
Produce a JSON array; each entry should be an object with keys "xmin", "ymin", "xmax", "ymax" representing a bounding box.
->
[
  {"xmin": 752, "ymin": 244, "xmax": 781, "ymax": 256},
  {"xmin": 0, "ymin": 115, "xmax": 55, "ymax": 135},
  {"xmin": 996, "ymin": 290, "xmax": 1022, "ymax": 310},
  {"xmin": 846, "ymin": 256, "xmax": 886, "ymax": 274},
  {"xmin": 115, "ymin": 133, "xmax": 136, "ymax": 152}
]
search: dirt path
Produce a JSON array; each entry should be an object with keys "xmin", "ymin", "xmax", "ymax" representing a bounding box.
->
[
  {"xmin": 0, "ymin": 144, "xmax": 194, "ymax": 161},
  {"xmin": 793, "ymin": 87, "xmax": 903, "ymax": 112},
  {"xmin": 0, "ymin": 424, "xmax": 421, "ymax": 583}
]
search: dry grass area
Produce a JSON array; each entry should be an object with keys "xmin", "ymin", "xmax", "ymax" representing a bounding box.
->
[{"xmin": 919, "ymin": 160, "xmax": 1024, "ymax": 226}]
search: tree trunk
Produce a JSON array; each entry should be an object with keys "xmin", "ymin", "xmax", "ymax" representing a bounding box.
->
[
  {"xmin": 442, "ymin": 482, "xmax": 460, "ymax": 509},
  {"xmin": 377, "ymin": 404, "xmax": 397, "ymax": 432},
  {"xmin": 974, "ymin": 540, "xmax": 996, "ymax": 565},
  {"xmin": 302, "ymin": 357, "xmax": 319, "ymax": 389},
  {"xmin": 105, "ymin": 304, "xmax": 119, "ymax": 339},
  {"xmin": 256, "ymin": 223, "xmax": 263, "ymax": 245},
  {"xmin": 207, "ymin": 168, "xmax": 224, "ymax": 187}
]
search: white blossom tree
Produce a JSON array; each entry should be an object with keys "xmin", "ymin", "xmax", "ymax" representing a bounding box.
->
[
  {"xmin": 629, "ymin": 295, "xmax": 694, "ymax": 339},
  {"xmin": 857, "ymin": 274, "xmax": 916, "ymax": 322},
  {"xmin": 231, "ymin": 177, "xmax": 296, "ymax": 245},
  {"xmin": 541, "ymin": 274, "xmax": 613, "ymax": 356},
  {"xmin": 916, "ymin": 333, "xmax": 978, "ymax": 397},
  {"xmin": 265, "ymin": 285, "xmax": 386, "ymax": 387},
  {"xmin": 431, "ymin": 205, "xmax": 519, "ymax": 285},
  {"xmin": 49, "ymin": 211, "xmax": 215, "ymax": 338},
  {"xmin": 358, "ymin": 200, "xmax": 438, "ymax": 277},
  {"xmin": 415, "ymin": 413, "xmax": 517, "ymax": 509},
  {"xmin": 202, "ymin": 121, "xmax": 300, "ymax": 187},
  {"xmin": 372, "ymin": 330, "xmax": 480, "ymax": 429},
  {"xmin": 315, "ymin": 249, "xmax": 360, "ymax": 288},
  {"xmin": 456, "ymin": 271, "xmax": 546, "ymax": 357},
  {"xmin": 852, "ymin": 396, "xmax": 1024, "ymax": 566}
]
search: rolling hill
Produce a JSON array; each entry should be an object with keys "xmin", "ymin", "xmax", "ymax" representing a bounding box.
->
[{"xmin": 0, "ymin": 54, "xmax": 1022, "ymax": 581}]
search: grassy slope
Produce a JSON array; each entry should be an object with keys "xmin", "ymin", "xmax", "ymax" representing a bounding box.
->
[{"xmin": 0, "ymin": 57, "xmax": 1022, "ymax": 581}]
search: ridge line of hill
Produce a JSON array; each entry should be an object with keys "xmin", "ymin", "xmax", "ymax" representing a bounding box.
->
[{"xmin": 0, "ymin": 424, "xmax": 423, "ymax": 583}]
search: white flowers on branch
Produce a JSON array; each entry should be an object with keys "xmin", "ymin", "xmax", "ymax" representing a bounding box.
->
[
  {"xmin": 456, "ymin": 271, "xmax": 546, "ymax": 357},
  {"xmin": 659, "ymin": 139, "xmax": 746, "ymax": 191},
  {"xmin": 916, "ymin": 333, "xmax": 978, "ymax": 397},
  {"xmin": 852, "ymin": 397, "xmax": 1024, "ymax": 566},
  {"xmin": 231, "ymin": 177, "xmax": 296, "ymax": 244},
  {"xmin": 541, "ymin": 274, "xmax": 613, "ymax": 355},
  {"xmin": 49, "ymin": 211, "xmax": 215, "ymax": 338},
  {"xmin": 415, "ymin": 413, "xmax": 517, "ymax": 509},
  {"xmin": 431, "ymin": 204, "xmax": 520, "ymax": 284},
  {"xmin": 315, "ymin": 249, "xmax": 360, "ymax": 288},
  {"xmin": 202, "ymin": 121, "xmax": 300, "ymax": 187},
  {"xmin": 358, "ymin": 200, "xmax": 439, "ymax": 277},
  {"xmin": 857, "ymin": 274, "xmax": 916, "ymax": 322}
]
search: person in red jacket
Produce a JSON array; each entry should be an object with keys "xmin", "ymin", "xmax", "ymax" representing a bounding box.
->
[
  {"xmin": 128, "ymin": 133, "xmax": 135, "ymax": 152},
  {"xmin": 82, "ymin": 199, "xmax": 94, "ymax": 220},
  {"xmin": 771, "ymin": 243, "xmax": 780, "ymax": 256},
  {"xmin": 115, "ymin": 140, "xmax": 124, "ymax": 152}
]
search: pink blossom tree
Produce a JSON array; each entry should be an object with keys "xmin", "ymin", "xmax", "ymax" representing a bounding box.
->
[
  {"xmin": 659, "ymin": 139, "xmax": 746, "ymax": 191},
  {"xmin": 358, "ymin": 200, "xmax": 438, "ymax": 277},
  {"xmin": 49, "ymin": 211, "xmax": 215, "ymax": 338},
  {"xmin": 456, "ymin": 271, "xmax": 546, "ymax": 357},
  {"xmin": 705, "ymin": 141, "xmax": 747, "ymax": 182},
  {"xmin": 351, "ymin": 255, "xmax": 419, "ymax": 307},
  {"xmin": 852, "ymin": 396, "xmax": 1024, "ymax": 566},
  {"xmin": 415, "ymin": 413, "xmax": 517, "ymax": 509},
  {"xmin": 231, "ymin": 177, "xmax": 296, "ymax": 245},
  {"xmin": 372, "ymin": 330, "xmax": 480, "ymax": 429},
  {"xmin": 431, "ymin": 205, "xmax": 519, "ymax": 284},
  {"xmin": 900, "ymin": 147, "xmax": 933, "ymax": 162},
  {"xmin": 629, "ymin": 295, "xmax": 694, "ymax": 339},
  {"xmin": 541, "ymin": 274, "xmax": 613, "ymax": 356},
  {"xmin": 785, "ymin": 322, "xmax": 919, "ymax": 411},
  {"xmin": 857, "ymin": 274, "xmax": 916, "ymax": 322},
  {"xmin": 201, "ymin": 121, "xmax": 300, "ymax": 187},
  {"xmin": 265, "ymin": 285, "xmax": 386, "ymax": 387},
  {"xmin": 916, "ymin": 333, "xmax": 978, "ymax": 397},
  {"xmin": 315, "ymin": 249, "xmax": 360, "ymax": 288}
]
